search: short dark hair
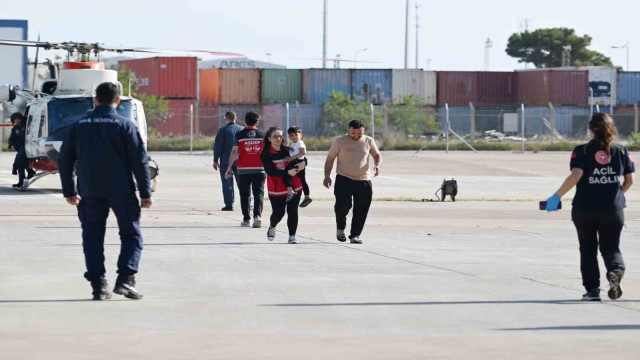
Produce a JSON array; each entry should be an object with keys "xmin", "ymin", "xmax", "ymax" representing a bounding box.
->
[
  {"xmin": 348, "ymin": 120, "xmax": 365, "ymax": 129},
  {"xmin": 95, "ymin": 82, "xmax": 120, "ymax": 105},
  {"xmin": 10, "ymin": 112, "xmax": 25, "ymax": 121},
  {"xmin": 225, "ymin": 111, "xmax": 237, "ymax": 121},
  {"xmin": 287, "ymin": 126, "xmax": 302, "ymax": 134},
  {"xmin": 245, "ymin": 111, "xmax": 260, "ymax": 126}
]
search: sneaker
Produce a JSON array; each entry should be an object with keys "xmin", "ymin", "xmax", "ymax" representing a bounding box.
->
[
  {"xmin": 113, "ymin": 275, "xmax": 143, "ymax": 300},
  {"xmin": 581, "ymin": 288, "xmax": 601, "ymax": 301},
  {"xmin": 607, "ymin": 271, "xmax": 623, "ymax": 300},
  {"xmin": 12, "ymin": 183, "xmax": 22, "ymax": 188},
  {"xmin": 267, "ymin": 227, "xmax": 276, "ymax": 241},
  {"xmin": 240, "ymin": 220, "xmax": 251, "ymax": 227},
  {"xmin": 285, "ymin": 192, "xmax": 296, "ymax": 203},
  {"xmin": 252, "ymin": 216, "xmax": 262, "ymax": 228},
  {"xmin": 300, "ymin": 197, "xmax": 313, "ymax": 208},
  {"xmin": 350, "ymin": 236, "xmax": 363, "ymax": 244},
  {"xmin": 90, "ymin": 280, "xmax": 112, "ymax": 301},
  {"xmin": 221, "ymin": 206, "xmax": 234, "ymax": 211},
  {"xmin": 288, "ymin": 235, "xmax": 297, "ymax": 244},
  {"xmin": 336, "ymin": 229, "xmax": 347, "ymax": 242}
]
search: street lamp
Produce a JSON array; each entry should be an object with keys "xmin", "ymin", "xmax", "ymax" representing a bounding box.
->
[
  {"xmin": 612, "ymin": 42, "xmax": 630, "ymax": 71},
  {"xmin": 266, "ymin": 53, "xmax": 272, "ymax": 64},
  {"xmin": 354, "ymin": 48, "xmax": 367, "ymax": 69}
]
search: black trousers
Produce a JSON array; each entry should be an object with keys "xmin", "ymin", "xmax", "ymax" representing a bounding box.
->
[
  {"xmin": 269, "ymin": 193, "xmax": 301, "ymax": 235},
  {"xmin": 572, "ymin": 207, "xmax": 625, "ymax": 291},
  {"xmin": 334, "ymin": 175, "xmax": 373, "ymax": 239},
  {"xmin": 298, "ymin": 169, "xmax": 310, "ymax": 196},
  {"xmin": 238, "ymin": 173, "xmax": 265, "ymax": 221}
]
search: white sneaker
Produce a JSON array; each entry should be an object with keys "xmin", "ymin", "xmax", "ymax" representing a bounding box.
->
[
  {"xmin": 252, "ymin": 216, "xmax": 262, "ymax": 228},
  {"xmin": 267, "ymin": 227, "xmax": 276, "ymax": 241},
  {"xmin": 350, "ymin": 236, "xmax": 362, "ymax": 244},
  {"xmin": 288, "ymin": 235, "xmax": 297, "ymax": 244},
  {"xmin": 240, "ymin": 220, "xmax": 251, "ymax": 227}
]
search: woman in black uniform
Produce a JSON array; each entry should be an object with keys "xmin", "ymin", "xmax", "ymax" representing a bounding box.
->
[{"xmin": 546, "ymin": 113, "xmax": 635, "ymax": 301}]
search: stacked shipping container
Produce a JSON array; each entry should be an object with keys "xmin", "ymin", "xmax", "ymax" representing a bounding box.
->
[
  {"xmin": 261, "ymin": 69, "xmax": 302, "ymax": 104},
  {"xmin": 391, "ymin": 69, "xmax": 437, "ymax": 105},
  {"xmin": 437, "ymin": 72, "xmax": 516, "ymax": 106},
  {"xmin": 617, "ymin": 72, "xmax": 640, "ymax": 106},
  {"xmin": 352, "ymin": 69, "xmax": 392, "ymax": 104},
  {"xmin": 302, "ymin": 69, "xmax": 351, "ymax": 104},
  {"xmin": 516, "ymin": 70, "xmax": 588, "ymax": 106}
]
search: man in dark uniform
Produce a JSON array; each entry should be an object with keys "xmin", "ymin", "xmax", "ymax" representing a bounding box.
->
[
  {"xmin": 213, "ymin": 111, "xmax": 243, "ymax": 211},
  {"xmin": 8, "ymin": 112, "xmax": 34, "ymax": 189},
  {"xmin": 58, "ymin": 82, "xmax": 152, "ymax": 301},
  {"xmin": 224, "ymin": 112, "xmax": 265, "ymax": 228}
]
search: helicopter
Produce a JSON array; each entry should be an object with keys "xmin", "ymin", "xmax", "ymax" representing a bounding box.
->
[{"xmin": 0, "ymin": 38, "xmax": 243, "ymax": 191}]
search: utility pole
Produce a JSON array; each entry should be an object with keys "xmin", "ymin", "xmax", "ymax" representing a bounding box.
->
[
  {"xmin": 404, "ymin": 0, "xmax": 409, "ymax": 68},
  {"xmin": 561, "ymin": 45, "xmax": 572, "ymax": 67},
  {"xmin": 415, "ymin": 2, "xmax": 421, "ymax": 69},
  {"xmin": 323, "ymin": 0, "xmax": 328, "ymax": 69},
  {"xmin": 484, "ymin": 38, "xmax": 493, "ymax": 71}
]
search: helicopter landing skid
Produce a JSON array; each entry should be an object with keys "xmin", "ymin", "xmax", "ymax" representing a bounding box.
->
[{"xmin": 18, "ymin": 171, "xmax": 57, "ymax": 192}]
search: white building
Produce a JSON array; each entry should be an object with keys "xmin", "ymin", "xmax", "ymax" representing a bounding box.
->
[{"xmin": 199, "ymin": 57, "xmax": 286, "ymax": 69}]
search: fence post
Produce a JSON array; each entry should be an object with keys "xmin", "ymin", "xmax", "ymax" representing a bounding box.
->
[
  {"xmin": 521, "ymin": 104, "xmax": 525, "ymax": 153},
  {"xmin": 295, "ymin": 101, "xmax": 300, "ymax": 129},
  {"xmin": 189, "ymin": 104, "xmax": 194, "ymax": 155},
  {"xmin": 635, "ymin": 103, "xmax": 639, "ymax": 134},
  {"xmin": 370, "ymin": 102, "xmax": 375, "ymax": 139},
  {"xmin": 445, "ymin": 103, "xmax": 450, "ymax": 153},
  {"xmin": 548, "ymin": 102, "xmax": 555, "ymax": 133},
  {"xmin": 195, "ymin": 100, "xmax": 200, "ymax": 137},
  {"xmin": 383, "ymin": 103, "xmax": 389, "ymax": 136},
  {"xmin": 469, "ymin": 102, "xmax": 475, "ymax": 139},
  {"xmin": 286, "ymin": 102, "xmax": 290, "ymax": 131}
]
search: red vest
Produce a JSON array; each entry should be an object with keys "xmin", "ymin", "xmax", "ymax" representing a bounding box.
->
[
  {"xmin": 266, "ymin": 146, "xmax": 303, "ymax": 197},
  {"xmin": 236, "ymin": 127, "xmax": 265, "ymax": 173}
]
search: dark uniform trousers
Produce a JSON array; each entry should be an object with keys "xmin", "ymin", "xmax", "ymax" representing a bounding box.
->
[
  {"xmin": 572, "ymin": 207, "xmax": 626, "ymax": 291},
  {"xmin": 269, "ymin": 192, "xmax": 301, "ymax": 235},
  {"xmin": 334, "ymin": 174, "xmax": 373, "ymax": 239},
  {"xmin": 78, "ymin": 193, "xmax": 143, "ymax": 282},
  {"xmin": 238, "ymin": 173, "xmax": 266, "ymax": 221},
  {"xmin": 219, "ymin": 162, "xmax": 239, "ymax": 207}
]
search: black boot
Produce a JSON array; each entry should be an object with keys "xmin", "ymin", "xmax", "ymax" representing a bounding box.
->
[
  {"xmin": 114, "ymin": 275, "xmax": 143, "ymax": 300},
  {"xmin": 91, "ymin": 280, "xmax": 112, "ymax": 301},
  {"xmin": 26, "ymin": 169, "xmax": 36, "ymax": 179}
]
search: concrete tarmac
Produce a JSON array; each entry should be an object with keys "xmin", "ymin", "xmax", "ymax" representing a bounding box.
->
[{"xmin": 1, "ymin": 150, "xmax": 640, "ymax": 359}]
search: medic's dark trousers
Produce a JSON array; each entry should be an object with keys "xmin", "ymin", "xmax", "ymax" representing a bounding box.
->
[
  {"xmin": 78, "ymin": 194, "xmax": 143, "ymax": 282},
  {"xmin": 334, "ymin": 174, "xmax": 373, "ymax": 239},
  {"xmin": 572, "ymin": 207, "xmax": 626, "ymax": 291}
]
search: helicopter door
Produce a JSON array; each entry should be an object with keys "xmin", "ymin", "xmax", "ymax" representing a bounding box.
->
[
  {"xmin": 133, "ymin": 100, "xmax": 148, "ymax": 145},
  {"xmin": 25, "ymin": 104, "xmax": 48, "ymax": 159}
]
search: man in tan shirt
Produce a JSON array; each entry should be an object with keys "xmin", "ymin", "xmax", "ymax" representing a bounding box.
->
[{"xmin": 324, "ymin": 120, "xmax": 382, "ymax": 244}]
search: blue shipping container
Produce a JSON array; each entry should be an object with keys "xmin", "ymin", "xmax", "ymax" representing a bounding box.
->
[
  {"xmin": 303, "ymin": 69, "xmax": 351, "ymax": 104},
  {"xmin": 518, "ymin": 106, "xmax": 590, "ymax": 137},
  {"xmin": 437, "ymin": 106, "xmax": 471, "ymax": 134},
  {"xmin": 352, "ymin": 69, "xmax": 392, "ymax": 104},
  {"xmin": 259, "ymin": 104, "xmax": 324, "ymax": 137},
  {"xmin": 616, "ymin": 72, "xmax": 640, "ymax": 106}
]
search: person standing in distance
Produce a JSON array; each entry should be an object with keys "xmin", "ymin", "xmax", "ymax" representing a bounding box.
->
[
  {"xmin": 225, "ymin": 111, "xmax": 266, "ymax": 228},
  {"xmin": 323, "ymin": 120, "xmax": 382, "ymax": 244},
  {"xmin": 213, "ymin": 111, "xmax": 243, "ymax": 211},
  {"xmin": 545, "ymin": 113, "xmax": 634, "ymax": 301},
  {"xmin": 58, "ymin": 82, "xmax": 152, "ymax": 301}
]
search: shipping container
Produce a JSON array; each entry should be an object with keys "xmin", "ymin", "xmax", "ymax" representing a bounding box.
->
[
  {"xmin": 219, "ymin": 104, "xmax": 260, "ymax": 128},
  {"xmin": 259, "ymin": 104, "xmax": 324, "ymax": 137},
  {"xmin": 437, "ymin": 72, "xmax": 517, "ymax": 106},
  {"xmin": 260, "ymin": 69, "xmax": 302, "ymax": 104},
  {"xmin": 616, "ymin": 72, "xmax": 640, "ymax": 106},
  {"xmin": 302, "ymin": 69, "xmax": 351, "ymax": 104},
  {"xmin": 517, "ymin": 106, "xmax": 591, "ymax": 137},
  {"xmin": 219, "ymin": 69, "xmax": 260, "ymax": 104},
  {"xmin": 120, "ymin": 57, "xmax": 197, "ymax": 98},
  {"xmin": 352, "ymin": 69, "xmax": 392, "ymax": 104},
  {"xmin": 154, "ymin": 99, "xmax": 196, "ymax": 136},
  {"xmin": 516, "ymin": 70, "xmax": 589, "ymax": 106},
  {"xmin": 391, "ymin": 70, "xmax": 437, "ymax": 105},
  {"xmin": 199, "ymin": 69, "xmax": 220, "ymax": 104},
  {"xmin": 260, "ymin": 104, "xmax": 285, "ymax": 130},
  {"xmin": 197, "ymin": 104, "xmax": 221, "ymax": 137},
  {"xmin": 437, "ymin": 106, "xmax": 470, "ymax": 134},
  {"xmin": 474, "ymin": 106, "xmax": 518, "ymax": 133}
]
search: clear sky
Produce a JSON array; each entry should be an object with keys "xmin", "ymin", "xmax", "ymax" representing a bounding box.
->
[{"xmin": 1, "ymin": 0, "xmax": 637, "ymax": 71}]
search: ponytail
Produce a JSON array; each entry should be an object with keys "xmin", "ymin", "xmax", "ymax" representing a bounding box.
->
[{"xmin": 589, "ymin": 113, "xmax": 617, "ymax": 153}]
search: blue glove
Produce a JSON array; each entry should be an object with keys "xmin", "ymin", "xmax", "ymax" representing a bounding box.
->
[{"xmin": 546, "ymin": 194, "xmax": 561, "ymax": 212}]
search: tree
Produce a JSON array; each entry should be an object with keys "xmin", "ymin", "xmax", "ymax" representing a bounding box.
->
[
  {"xmin": 387, "ymin": 96, "xmax": 439, "ymax": 136},
  {"xmin": 322, "ymin": 91, "xmax": 382, "ymax": 136},
  {"xmin": 506, "ymin": 28, "xmax": 613, "ymax": 68}
]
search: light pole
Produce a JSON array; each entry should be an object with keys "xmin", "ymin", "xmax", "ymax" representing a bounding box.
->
[
  {"xmin": 266, "ymin": 53, "xmax": 272, "ymax": 64},
  {"xmin": 426, "ymin": 58, "xmax": 431, "ymax": 70},
  {"xmin": 612, "ymin": 42, "xmax": 630, "ymax": 70},
  {"xmin": 354, "ymin": 48, "xmax": 367, "ymax": 69}
]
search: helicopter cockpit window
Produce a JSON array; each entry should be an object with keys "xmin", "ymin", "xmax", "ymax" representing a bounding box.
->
[
  {"xmin": 48, "ymin": 98, "xmax": 93, "ymax": 134},
  {"xmin": 116, "ymin": 100, "xmax": 136, "ymax": 126}
]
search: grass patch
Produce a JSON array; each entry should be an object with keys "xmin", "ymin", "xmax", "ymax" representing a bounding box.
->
[{"xmin": 147, "ymin": 137, "xmax": 214, "ymax": 152}]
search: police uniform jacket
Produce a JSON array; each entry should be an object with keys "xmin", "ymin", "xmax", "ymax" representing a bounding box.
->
[
  {"xmin": 213, "ymin": 122, "xmax": 244, "ymax": 167},
  {"xmin": 8, "ymin": 124, "xmax": 25, "ymax": 151},
  {"xmin": 58, "ymin": 105, "xmax": 151, "ymax": 199}
]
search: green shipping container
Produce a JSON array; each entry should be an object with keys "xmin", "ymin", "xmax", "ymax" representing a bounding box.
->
[{"xmin": 260, "ymin": 69, "xmax": 302, "ymax": 104}]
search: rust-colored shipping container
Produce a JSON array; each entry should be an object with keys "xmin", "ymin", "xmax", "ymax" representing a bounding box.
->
[
  {"xmin": 219, "ymin": 69, "xmax": 260, "ymax": 104},
  {"xmin": 120, "ymin": 57, "xmax": 197, "ymax": 99},
  {"xmin": 516, "ymin": 70, "xmax": 589, "ymax": 106},
  {"xmin": 437, "ymin": 72, "xmax": 516, "ymax": 106},
  {"xmin": 199, "ymin": 69, "xmax": 220, "ymax": 104},
  {"xmin": 198, "ymin": 104, "xmax": 221, "ymax": 137},
  {"xmin": 260, "ymin": 104, "xmax": 285, "ymax": 130},
  {"xmin": 154, "ymin": 99, "xmax": 196, "ymax": 136}
]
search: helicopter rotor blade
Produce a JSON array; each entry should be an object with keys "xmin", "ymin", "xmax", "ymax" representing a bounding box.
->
[
  {"xmin": 0, "ymin": 39, "xmax": 56, "ymax": 49},
  {"xmin": 101, "ymin": 46, "xmax": 244, "ymax": 57}
]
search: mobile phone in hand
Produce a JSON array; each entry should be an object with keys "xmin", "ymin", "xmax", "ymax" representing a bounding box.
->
[{"xmin": 539, "ymin": 201, "xmax": 562, "ymax": 210}]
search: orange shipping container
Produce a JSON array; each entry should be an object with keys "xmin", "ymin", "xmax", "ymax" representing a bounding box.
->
[
  {"xmin": 199, "ymin": 69, "xmax": 220, "ymax": 104},
  {"xmin": 219, "ymin": 69, "xmax": 260, "ymax": 104}
]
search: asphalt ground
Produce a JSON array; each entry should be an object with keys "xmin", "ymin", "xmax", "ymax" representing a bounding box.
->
[{"xmin": 1, "ymin": 150, "xmax": 640, "ymax": 359}]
